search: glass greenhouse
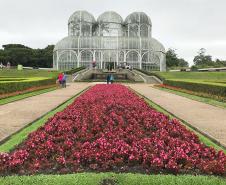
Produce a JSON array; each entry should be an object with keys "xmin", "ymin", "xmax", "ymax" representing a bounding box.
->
[{"xmin": 53, "ymin": 11, "xmax": 166, "ymax": 71}]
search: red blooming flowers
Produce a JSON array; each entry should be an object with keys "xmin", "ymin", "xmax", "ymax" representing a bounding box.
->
[{"xmin": 0, "ymin": 84, "xmax": 225, "ymax": 175}]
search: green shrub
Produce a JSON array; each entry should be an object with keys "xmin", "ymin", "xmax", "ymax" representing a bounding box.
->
[
  {"xmin": 0, "ymin": 77, "xmax": 56, "ymax": 95},
  {"xmin": 164, "ymin": 80, "xmax": 226, "ymax": 97},
  {"xmin": 191, "ymin": 65, "xmax": 199, "ymax": 71},
  {"xmin": 64, "ymin": 66, "xmax": 86, "ymax": 75}
]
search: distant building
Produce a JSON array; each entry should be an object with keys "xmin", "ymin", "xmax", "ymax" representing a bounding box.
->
[{"xmin": 54, "ymin": 11, "xmax": 166, "ymax": 71}]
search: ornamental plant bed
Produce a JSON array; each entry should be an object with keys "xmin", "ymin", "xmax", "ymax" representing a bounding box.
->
[
  {"xmin": 0, "ymin": 84, "xmax": 57, "ymax": 100},
  {"xmin": 156, "ymin": 84, "xmax": 226, "ymax": 102},
  {"xmin": 0, "ymin": 77, "xmax": 56, "ymax": 95},
  {"xmin": 0, "ymin": 84, "xmax": 225, "ymax": 176}
]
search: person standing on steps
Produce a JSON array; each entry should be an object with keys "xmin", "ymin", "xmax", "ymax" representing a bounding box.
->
[
  {"xmin": 107, "ymin": 74, "xmax": 111, "ymax": 84},
  {"xmin": 110, "ymin": 74, "xmax": 114, "ymax": 84}
]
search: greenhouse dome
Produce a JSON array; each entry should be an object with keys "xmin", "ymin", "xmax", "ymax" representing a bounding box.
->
[
  {"xmin": 97, "ymin": 11, "xmax": 123, "ymax": 24},
  {"xmin": 68, "ymin": 10, "xmax": 95, "ymax": 24},
  {"xmin": 53, "ymin": 11, "xmax": 166, "ymax": 71},
  {"xmin": 125, "ymin": 12, "xmax": 152, "ymax": 25}
]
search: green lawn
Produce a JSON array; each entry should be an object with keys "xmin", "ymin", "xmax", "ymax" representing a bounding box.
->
[
  {"xmin": 0, "ymin": 69, "xmax": 59, "ymax": 95},
  {"xmin": 152, "ymin": 72, "xmax": 226, "ymax": 99},
  {"xmin": 0, "ymin": 69, "xmax": 59, "ymax": 78},
  {"xmin": 0, "ymin": 173, "xmax": 225, "ymax": 185},
  {"xmin": 155, "ymin": 72, "xmax": 226, "ymax": 82}
]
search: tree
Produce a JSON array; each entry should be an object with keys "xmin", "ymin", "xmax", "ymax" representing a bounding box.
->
[
  {"xmin": 166, "ymin": 48, "xmax": 188, "ymax": 68},
  {"xmin": 0, "ymin": 44, "xmax": 54, "ymax": 68},
  {"xmin": 215, "ymin": 59, "xmax": 226, "ymax": 67},
  {"xmin": 193, "ymin": 48, "xmax": 214, "ymax": 67}
]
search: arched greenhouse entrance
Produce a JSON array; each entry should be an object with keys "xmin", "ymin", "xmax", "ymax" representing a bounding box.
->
[{"xmin": 102, "ymin": 51, "xmax": 117, "ymax": 70}]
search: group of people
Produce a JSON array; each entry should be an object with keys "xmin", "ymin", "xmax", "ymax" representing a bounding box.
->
[
  {"xmin": 106, "ymin": 74, "xmax": 114, "ymax": 84},
  {"xmin": 0, "ymin": 62, "xmax": 11, "ymax": 69},
  {"xmin": 57, "ymin": 73, "xmax": 67, "ymax": 88}
]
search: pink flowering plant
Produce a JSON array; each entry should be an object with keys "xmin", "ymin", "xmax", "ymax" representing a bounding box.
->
[{"xmin": 0, "ymin": 84, "xmax": 225, "ymax": 175}]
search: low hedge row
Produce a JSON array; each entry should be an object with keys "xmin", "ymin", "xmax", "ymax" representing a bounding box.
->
[
  {"xmin": 64, "ymin": 66, "xmax": 86, "ymax": 75},
  {"xmin": 0, "ymin": 78, "xmax": 56, "ymax": 95},
  {"xmin": 134, "ymin": 68, "xmax": 165, "ymax": 81},
  {"xmin": 164, "ymin": 80, "xmax": 226, "ymax": 97}
]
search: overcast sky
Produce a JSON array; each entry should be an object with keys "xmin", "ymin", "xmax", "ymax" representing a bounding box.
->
[{"xmin": 0, "ymin": 0, "xmax": 226, "ymax": 65}]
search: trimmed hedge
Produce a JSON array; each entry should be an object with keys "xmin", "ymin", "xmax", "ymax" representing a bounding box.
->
[
  {"xmin": 64, "ymin": 66, "xmax": 86, "ymax": 75},
  {"xmin": 0, "ymin": 77, "xmax": 56, "ymax": 95},
  {"xmin": 134, "ymin": 68, "xmax": 165, "ymax": 81},
  {"xmin": 164, "ymin": 80, "xmax": 226, "ymax": 97}
]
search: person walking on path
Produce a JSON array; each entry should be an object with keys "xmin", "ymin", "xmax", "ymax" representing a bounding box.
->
[
  {"xmin": 62, "ymin": 73, "xmax": 67, "ymax": 88},
  {"xmin": 110, "ymin": 74, "xmax": 114, "ymax": 84},
  {"xmin": 57, "ymin": 73, "xmax": 63, "ymax": 87}
]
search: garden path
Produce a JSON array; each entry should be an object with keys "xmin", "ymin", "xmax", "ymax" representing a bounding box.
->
[
  {"xmin": 0, "ymin": 83, "xmax": 90, "ymax": 142},
  {"xmin": 128, "ymin": 84, "xmax": 226, "ymax": 148}
]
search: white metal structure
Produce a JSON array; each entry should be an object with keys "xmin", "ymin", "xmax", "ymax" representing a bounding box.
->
[{"xmin": 53, "ymin": 11, "xmax": 166, "ymax": 71}]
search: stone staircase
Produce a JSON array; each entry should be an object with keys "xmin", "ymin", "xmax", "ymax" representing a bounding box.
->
[
  {"xmin": 132, "ymin": 70, "xmax": 162, "ymax": 84},
  {"xmin": 66, "ymin": 69, "xmax": 162, "ymax": 84}
]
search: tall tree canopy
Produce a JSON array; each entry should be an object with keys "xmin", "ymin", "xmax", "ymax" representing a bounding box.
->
[
  {"xmin": 0, "ymin": 44, "xmax": 54, "ymax": 68},
  {"xmin": 166, "ymin": 48, "xmax": 189, "ymax": 68},
  {"xmin": 193, "ymin": 48, "xmax": 226, "ymax": 68}
]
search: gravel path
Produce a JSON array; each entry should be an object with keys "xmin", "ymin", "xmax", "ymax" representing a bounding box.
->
[
  {"xmin": 0, "ymin": 83, "xmax": 90, "ymax": 142},
  {"xmin": 128, "ymin": 84, "xmax": 226, "ymax": 148}
]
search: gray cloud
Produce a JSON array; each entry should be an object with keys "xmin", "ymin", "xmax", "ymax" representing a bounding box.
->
[{"xmin": 0, "ymin": 0, "xmax": 226, "ymax": 65}]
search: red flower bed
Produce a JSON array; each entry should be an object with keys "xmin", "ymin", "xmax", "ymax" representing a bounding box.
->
[{"xmin": 0, "ymin": 84, "xmax": 225, "ymax": 175}]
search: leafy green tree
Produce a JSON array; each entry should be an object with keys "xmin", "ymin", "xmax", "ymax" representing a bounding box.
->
[
  {"xmin": 0, "ymin": 44, "xmax": 54, "ymax": 68},
  {"xmin": 193, "ymin": 48, "xmax": 214, "ymax": 67},
  {"xmin": 166, "ymin": 48, "xmax": 188, "ymax": 68},
  {"xmin": 215, "ymin": 59, "xmax": 226, "ymax": 67}
]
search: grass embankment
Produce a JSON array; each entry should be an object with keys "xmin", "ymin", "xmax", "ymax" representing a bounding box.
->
[
  {"xmin": 155, "ymin": 85, "xmax": 226, "ymax": 109},
  {"xmin": 0, "ymin": 173, "xmax": 225, "ymax": 185},
  {"xmin": 151, "ymin": 71, "xmax": 226, "ymax": 102},
  {"xmin": 0, "ymin": 69, "xmax": 59, "ymax": 100},
  {"xmin": 0, "ymin": 77, "xmax": 56, "ymax": 95},
  {"xmin": 155, "ymin": 71, "xmax": 226, "ymax": 81},
  {"xmin": 0, "ymin": 69, "xmax": 59, "ymax": 78},
  {"xmin": 0, "ymin": 86, "xmax": 57, "ymax": 105}
]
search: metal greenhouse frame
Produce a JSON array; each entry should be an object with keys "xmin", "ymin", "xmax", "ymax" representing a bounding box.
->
[{"xmin": 53, "ymin": 11, "xmax": 166, "ymax": 71}]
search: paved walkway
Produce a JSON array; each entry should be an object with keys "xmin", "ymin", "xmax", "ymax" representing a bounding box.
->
[
  {"xmin": 128, "ymin": 84, "xmax": 226, "ymax": 147},
  {"xmin": 0, "ymin": 83, "xmax": 90, "ymax": 142}
]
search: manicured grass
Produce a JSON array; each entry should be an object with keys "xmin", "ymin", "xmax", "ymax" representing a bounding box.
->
[
  {"xmin": 0, "ymin": 77, "xmax": 56, "ymax": 95},
  {"xmin": 155, "ymin": 86, "xmax": 226, "ymax": 109},
  {"xmin": 153, "ymin": 72, "xmax": 226, "ymax": 98},
  {"xmin": 155, "ymin": 72, "xmax": 226, "ymax": 81},
  {"xmin": 0, "ymin": 86, "xmax": 57, "ymax": 105},
  {"xmin": 0, "ymin": 173, "xmax": 225, "ymax": 185},
  {"xmin": 0, "ymin": 69, "xmax": 59, "ymax": 78},
  {"xmin": 0, "ymin": 87, "xmax": 89, "ymax": 152}
]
